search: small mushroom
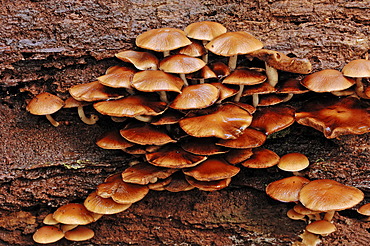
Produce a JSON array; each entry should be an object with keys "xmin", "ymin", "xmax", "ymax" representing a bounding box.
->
[
  {"xmin": 277, "ymin": 152, "xmax": 310, "ymax": 176},
  {"xmin": 240, "ymin": 148, "xmax": 280, "ymax": 169},
  {"xmin": 342, "ymin": 58, "xmax": 370, "ymax": 99},
  {"xmin": 52, "ymin": 203, "xmax": 96, "ymax": 225},
  {"xmin": 115, "ymin": 50, "xmax": 159, "ymax": 70},
  {"xmin": 33, "ymin": 225, "xmax": 65, "ymax": 244},
  {"xmin": 26, "ymin": 92, "xmax": 64, "ymax": 127},
  {"xmin": 84, "ymin": 191, "xmax": 132, "ymax": 214},
  {"xmin": 64, "ymin": 226, "xmax": 95, "ymax": 242},
  {"xmin": 266, "ymin": 176, "xmax": 310, "ymax": 203},
  {"xmin": 357, "ymin": 203, "xmax": 370, "ymax": 221},
  {"xmin": 64, "ymin": 97, "xmax": 99, "ymax": 125},
  {"xmin": 305, "ymin": 220, "xmax": 337, "ymax": 236}
]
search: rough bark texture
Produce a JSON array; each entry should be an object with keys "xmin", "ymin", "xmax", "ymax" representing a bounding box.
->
[{"xmin": 0, "ymin": 0, "xmax": 370, "ymax": 245}]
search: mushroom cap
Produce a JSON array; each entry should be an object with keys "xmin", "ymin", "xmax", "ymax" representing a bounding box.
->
[
  {"xmin": 287, "ymin": 209, "xmax": 306, "ymax": 221},
  {"xmin": 305, "ymin": 220, "xmax": 337, "ymax": 235},
  {"xmin": 295, "ymin": 96, "xmax": 370, "ymax": 139},
  {"xmin": 120, "ymin": 122, "xmax": 176, "ymax": 146},
  {"xmin": 64, "ymin": 226, "xmax": 95, "ymax": 242},
  {"xmin": 131, "ymin": 70, "xmax": 184, "ymax": 93},
  {"xmin": 224, "ymin": 148, "xmax": 253, "ymax": 165},
  {"xmin": 121, "ymin": 162, "xmax": 178, "ymax": 185},
  {"xmin": 250, "ymin": 105, "xmax": 295, "ymax": 135},
  {"xmin": 163, "ymin": 172, "xmax": 195, "ymax": 192},
  {"xmin": 170, "ymin": 83, "xmax": 219, "ymax": 110},
  {"xmin": 276, "ymin": 78, "xmax": 309, "ymax": 94},
  {"xmin": 97, "ymin": 173, "xmax": 149, "ymax": 204},
  {"xmin": 278, "ymin": 152, "xmax": 310, "ymax": 172},
  {"xmin": 342, "ymin": 59, "xmax": 370, "ymax": 78},
  {"xmin": 183, "ymin": 157, "xmax": 240, "ymax": 181},
  {"xmin": 26, "ymin": 92, "xmax": 64, "ymax": 115},
  {"xmin": 301, "ymin": 69, "xmax": 355, "ymax": 92},
  {"xmin": 241, "ymin": 148, "xmax": 280, "ymax": 168},
  {"xmin": 33, "ymin": 225, "xmax": 65, "ymax": 244},
  {"xmin": 180, "ymin": 137, "xmax": 228, "ymax": 156},
  {"xmin": 210, "ymin": 82, "xmax": 239, "ymax": 102},
  {"xmin": 63, "ymin": 96, "xmax": 89, "ymax": 108},
  {"xmin": 52, "ymin": 203, "xmax": 95, "ymax": 225},
  {"xmin": 148, "ymin": 176, "xmax": 173, "ymax": 191},
  {"xmin": 184, "ymin": 21, "xmax": 227, "ymax": 41},
  {"xmin": 115, "ymin": 50, "xmax": 159, "ymax": 70},
  {"xmin": 185, "ymin": 176, "xmax": 231, "ymax": 191},
  {"xmin": 222, "ymin": 68, "xmax": 267, "ymax": 86},
  {"xmin": 178, "ymin": 40, "xmax": 207, "ymax": 57},
  {"xmin": 357, "ymin": 203, "xmax": 370, "ymax": 216},
  {"xmin": 43, "ymin": 213, "xmax": 59, "ymax": 225},
  {"xmin": 84, "ymin": 191, "xmax": 132, "ymax": 214},
  {"xmin": 97, "ymin": 66, "xmax": 135, "ymax": 89},
  {"xmin": 136, "ymin": 27, "xmax": 191, "ymax": 52},
  {"xmin": 266, "ymin": 176, "xmax": 310, "ymax": 203},
  {"xmin": 145, "ymin": 144, "xmax": 207, "ymax": 168},
  {"xmin": 179, "ymin": 104, "xmax": 253, "ymax": 139},
  {"xmin": 69, "ymin": 81, "xmax": 124, "ymax": 102},
  {"xmin": 257, "ymin": 94, "xmax": 286, "ymax": 107},
  {"xmin": 294, "ymin": 204, "xmax": 321, "ymax": 215},
  {"xmin": 242, "ymin": 81, "xmax": 277, "ymax": 96},
  {"xmin": 96, "ymin": 130, "xmax": 135, "ymax": 150},
  {"xmin": 205, "ymin": 31, "xmax": 263, "ymax": 57},
  {"xmin": 299, "ymin": 179, "xmax": 364, "ymax": 212},
  {"xmin": 159, "ymin": 54, "xmax": 206, "ymax": 74},
  {"xmin": 211, "ymin": 61, "xmax": 231, "ymax": 78},
  {"xmin": 247, "ymin": 49, "xmax": 312, "ymax": 74},
  {"xmin": 93, "ymin": 95, "xmax": 167, "ymax": 117},
  {"xmin": 217, "ymin": 128, "xmax": 266, "ymax": 149}
]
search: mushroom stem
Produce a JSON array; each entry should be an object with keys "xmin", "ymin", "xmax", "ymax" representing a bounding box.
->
[
  {"xmin": 323, "ymin": 211, "xmax": 335, "ymax": 222},
  {"xmin": 46, "ymin": 114, "xmax": 60, "ymax": 127},
  {"xmin": 265, "ymin": 62, "xmax": 279, "ymax": 87},
  {"xmin": 202, "ymin": 40, "xmax": 209, "ymax": 63},
  {"xmin": 134, "ymin": 115, "xmax": 153, "ymax": 122},
  {"xmin": 354, "ymin": 77, "xmax": 370, "ymax": 99},
  {"xmin": 77, "ymin": 106, "xmax": 99, "ymax": 125},
  {"xmin": 282, "ymin": 93, "xmax": 294, "ymax": 103},
  {"xmin": 199, "ymin": 78, "xmax": 205, "ymax": 84},
  {"xmin": 163, "ymin": 50, "xmax": 170, "ymax": 57},
  {"xmin": 228, "ymin": 55, "xmax": 238, "ymax": 71},
  {"xmin": 179, "ymin": 73, "xmax": 189, "ymax": 86},
  {"xmin": 233, "ymin": 85, "xmax": 245, "ymax": 102},
  {"xmin": 252, "ymin": 93, "xmax": 259, "ymax": 107},
  {"xmin": 158, "ymin": 91, "xmax": 169, "ymax": 103}
]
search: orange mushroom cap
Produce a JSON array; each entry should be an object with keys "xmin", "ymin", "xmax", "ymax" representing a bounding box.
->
[
  {"xmin": 115, "ymin": 50, "xmax": 159, "ymax": 70},
  {"xmin": 266, "ymin": 176, "xmax": 310, "ymax": 203}
]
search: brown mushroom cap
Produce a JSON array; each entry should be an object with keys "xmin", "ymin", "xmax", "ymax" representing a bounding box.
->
[
  {"xmin": 257, "ymin": 94, "xmax": 286, "ymax": 107},
  {"xmin": 159, "ymin": 54, "xmax": 206, "ymax": 74},
  {"xmin": 163, "ymin": 172, "xmax": 195, "ymax": 192},
  {"xmin": 97, "ymin": 173, "xmax": 149, "ymax": 204},
  {"xmin": 266, "ymin": 176, "xmax": 310, "ymax": 203},
  {"xmin": 26, "ymin": 92, "xmax": 64, "ymax": 116},
  {"xmin": 205, "ymin": 31, "xmax": 263, "ymax": 57},
  {"xmin": 178, "ymin": 40, "xmax": 207, "ymax": 57},
  {"xmin": 43, "ymin": 213, "xmax": 59, "ymax": 225},
  {"xmin": 69, "ymin": 81, "xmax": 124, "ymax": 102},
  {"xmin": 250, "ymin": 105, "xmax": 295, "ymax": 135},
  {"xmin": 180, "ymin": 137, "xmax": 228, "ymax": 156},
  {"xmin": 120, "ymin": 122, "xmax": 176, "ymax": 146},
  {"xmin": 93, "ymin": 95, "xmax": 167, "ymax": 117},
  {"xmin": 295, "ymin": 96, "xmax": 370, "ymax": 139},
  {"xmin": 223, "ymin": 148, "xmax": 254, "ymax": 165},
  {"xmin": 210, "ymin": 82, "xmax": 239, "ymax": 102},
  {"xmin": 241, "ymin": 148, "xmax": 280, "ymax": 168},
  {"xmin": 287, "ymin": 209, "xmax": 306, "ymax": 221},
  {"xmin": 185, "ymin": 176, "xmax": 231, "ymax": 191},
  {"xmin": 276, "ymin": 78, "xmax": 309, "ymax": 94},
  {"xmin": 53, "ymin": 203, "xmax": 95, "ymax": 225},
  {"xmin": 242, "ymin": 81, "xmax": 277, "ymax": 96},
  {"xmin": 211, "ymin": 61, "xmax": 231, "ymax": 78},
  {"xmin": 115, "ymin": 50, "xmax": 159, "ymax": 70},
  {"xmin": 298, "ymin": 179, "xmax": 364, "ymax": 212},
  {"xmin": 305, "ymin": 220, "xmax": 337, "ymax": 235},
  {"xmin": 342, "ymin": 59, "xmax": 370, "ymax": 78},
  {"xmin": 145, "ymin": 144, "xmax": 207, "ymax": 168},
  {"xmin": 183, "ymin": 158, "xmax": 240, "ymax": 181},
  {"xmin": 33, "ymin": 225, "xmax": 65, "ymax": 244},
  {"xmin": 121, "ymin": 162, "xmax": 178, "ymax": 185},
  {"xmin": 136, "ymin": 27, "xmax": 191, "ymax": 52},
  {"xmin": 217, "ymin": 128, "xmax": 266, "ymax": 149},
  {"xmin": 222, "ymin": 68, "xmax": 267, "ymax": 86},
  {"xmin": 179, "ymin": 104, "xmax": 253, "ymax": 139},
  {"xmin": 131, "ymin": 70, "xmax": 184, "ymax": 93},
  {"xmin": 184, "ymin": 21, "xmax": 227, "ymax": 41},
  {"xmin": 357, "ymin": 203, "xmax": 370, "ymax": 216},
  {"xmin": 278, "ymin": 152, "xmax": 310, "ymax": 172},
  {"xmin": 301, "ymin": 69, "xmax": 355, "ymax": 92},
  {"xmin": 96, "ymin": 130, "xmax": 135, "ymax": 150},
  {"xmin": 64, "ymin": 226, "xmax": 95, "ymax": 242},
  {"xmin": 84, "ymin": 191, "xmax": 132, "ymax": 214},
  {"xmin": 170, "ymin": 83, "xmax": 219, "ymax": 110},
  {"xmin": 97, "ymin": 66, "xmax": 136, "ymax": 89}
]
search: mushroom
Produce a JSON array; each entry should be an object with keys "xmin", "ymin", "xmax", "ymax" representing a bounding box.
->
[
  {"xmin": 223, "ymin": 148, "xmax": 253, "ymax": 165},
  {"xmin": 240, "ymin": 148, "xmax": 280, "ymax": 169},
  {"xmin": 247, "ymin": 49, "xmax": 312, "ymax": 87},
  {"xmin": 210, "ymin": 82, "xmax": 239, "ymax": 103},
  {"xmin": 64, "ymin": 226, "xmax": 95, "ymax": 242},
  {"xmin": 241, "ymin": 81, "xmax": 277, "ymax": 107},
  {"xmin": 276, "ymin": 78, "xmax": 309, "ymax": 103},
  {"xmin": 135, "ymin": 27, "xmax": 191, "ymax": 57},
  {"xmin": 266, "ymin": 176, "xmax": 310, "ymax": 203},
  {"xmin": 180, "ymin": 137, "xmax": 228, "ymax": 156},
  {"xmin": 163, "ymin": 171, "xmax": 195, "ymax": 192},
  {"xmin": 26, "ymin": 92, "xmax": 64, "ymax": 127},
  {"xmin": 184, "ymin": 21, "xmax": 227, "ymax": 63},
  {"xmin": 277, "ymin": 152, "xmax": 310, "ymax": 176},
  {"xmin": 216, "ymin": 128, "xmax": 267, "ymax": 149},
  {"xmin": 33, "ymin": 225, "xmax": 65, "ymax": 244},
  {"xmin": 64, "ymin": 97, "xmax": 99, "ymax": 125},
  {"xmin": 357, "ymin": 203, "xmax": 370, "ymax": 221},
  {"xmin": 294, "ymin": 203, "xmax": 322, "ymax": 221},
  {"xmin": 115, "ymin": 50, "xmax": 159, "ymax": 70},
  {"xmin": 178, "ymin": 40, "xmax": 207, "ymax": 58},
  {"xmin": 287, "ymin": 208, "xmax": 307, "ymax": 222},
  {"xmin": 52, "ymin": 203, "xmax": 96, "ymax": 225},
  {"xmin": 341, "ymin": 58, "xmax": 370, "ymax": 99},
  {"xmin": 69, "ymin": 81, "xmax": 124, "ymax": 102},
  {"xmin": 298, "ymin": 179, "xmax": 364, "ymax": 222},
  {"xmin": 95, "ymin": 129, "xmax": 135, "ymax": 150},
  {"xmin": 305, "ymin": 220, "xmax": 337, "ymax": 236},
  {"xmin": 295, "ymin": 96, "xmax": 370, "ymax": 139},
  {"xmin": 159, "ymin": 54, "xmax": 206, "ymax": 86},
  {"xmin": 84, "ymin": 191, "xmax": 132, "ymax": 214},
  {"xmin": 97, "ymin": 66, "xmax": 136, "ymax": 94},
  {"xmin": 42, "ymin": 213, "xmax": 59, "ymax": 225},
  {"xmin": 185, "ymin": 176, "xmax": 232, "ymax": 192},
  {"xmin": 205, "ymin": 31, "xmax": 263, "ymax": 70}
]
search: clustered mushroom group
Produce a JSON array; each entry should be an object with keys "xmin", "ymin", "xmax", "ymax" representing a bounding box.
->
[{"xmin": 27, "ymin": 21, "xmax": 370, "ymax": 245}]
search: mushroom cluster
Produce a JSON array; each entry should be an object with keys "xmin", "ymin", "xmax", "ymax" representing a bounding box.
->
[{"xmin": 27, "ymin": 21, "xmax": 369, "ymax": 244}]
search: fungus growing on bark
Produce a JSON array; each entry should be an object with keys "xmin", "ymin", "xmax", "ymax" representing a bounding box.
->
[
  {"xmin": 223, "ymin": 148, "xmax": 253, "ymax": 165},
  {"xmin": 240, "ymin": 148, "xmax": 280, "ymax": 168},
  {"xmin": 305, "ymin": 220, "xmax": 337, "ymax": 236},
  {"xmin": 216, "ymin": 128, "xmax": 266, "ymax": 149},
  {"xmin": 341, "ymin": 58, "xmax": 370, "ymax": 99},
  {"xmin": 241, "ymin": 81, "xmax": 277, "ymax": 107},
  {"xmin": 52, "ymin": 203, "xmax": 95, "ymax": 225},
  {"xmin": 97, "ymin": 66, "xmax": 136, "ymax": 93},
  {"xmin": 64, "ymin": 226, "xmax": 95, "ymax": 242},
  {"xmin": 178, "ymin": 40, "xmax": 207, "ymax": 58},
  {"xmin": 266, "ymin": 176, "xmax": 310, "ymax": 203},
  {"xmin": 287, "ymin": 209, "xmax": 306, "ymax": 222},
  {"xmin": 357, "ymin": 203, "xmax": 370, "ymax": 221},
  {"xmin": 298, "ymin": 179, "xmax": 364, "ymax": 221},
  {"xmin": 135, "ymin": 27, "xmax": 191, "ymax": 57},
  {"xmin": 115, "ymin": 50, "xmax": 159, "ymax": 70},
  {"xmin": 96, "ymin": 129, "xmax": 135, "ymax": 150},
  {"xmin": 185, "ymin": 176, "xmax": 231, "ymax": 191},
  {"xmin": 84, "ymin": 191, "xmax": 132, "ymax": 214},
  {"xmin": 180, "ymin": 137, "xmax": 228, "ymax": 156},
  {"xmin": 33, "ymin": 225, "xmax": 65, "ymax": 244},
  {"xmin": 205, "ymin": 31, "xmax": 263, "ymax": 70},
  {"xmin": 26, "ymin": 92, "xmax": 64, "ymax": 127},
  {"xmin": 277, "ymin": 152, "xmax": 310, "ymax": 176},
  {"xmin": 295, "ymin": 96, "xmax": 370, "ymax": 139},
  {"xmin": 163, "ymin": 172, "xmax": 195, "ymax": 192},
  {"xmin": 69, "ymin": 81, "xmax": 124, "ymax": 102}
]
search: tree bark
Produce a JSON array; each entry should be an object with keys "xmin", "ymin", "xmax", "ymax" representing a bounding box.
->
[{"xmin": 1, "ymin": 1, "xmax": 369, "ymax": 245}]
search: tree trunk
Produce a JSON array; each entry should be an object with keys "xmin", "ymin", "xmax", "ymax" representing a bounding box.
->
[{"xmin": 0, "ymin": 1, "xmax": 369, "ymax": 245}]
